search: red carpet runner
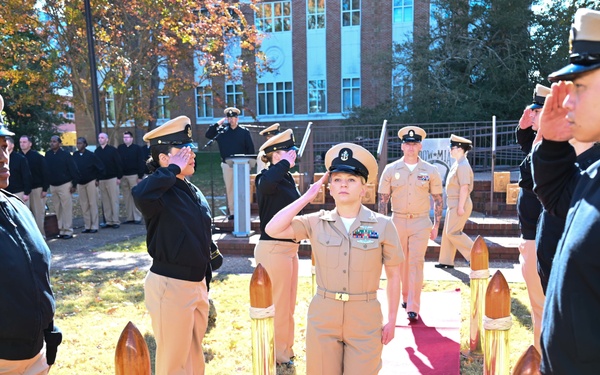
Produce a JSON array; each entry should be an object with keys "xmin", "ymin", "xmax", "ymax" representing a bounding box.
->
[{"xmin": 379, "ymin": 290, "xmax": 461, "ymax": 375}]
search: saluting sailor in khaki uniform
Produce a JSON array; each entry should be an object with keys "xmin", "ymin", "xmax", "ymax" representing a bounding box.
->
[
  {"xmin": 266, "ymin": 143, "xmax": 403, "ymax": 375},
  {"xmin": 256, "ymin": 123, "xmax": 281, "ymax": 173},
  {"xmin": 436, "ymin": 135, "xmax": 474, "ymax": 268},
  {"xmin": 378, "ymin": 126, "xmax": 443, "ymax": 322}
]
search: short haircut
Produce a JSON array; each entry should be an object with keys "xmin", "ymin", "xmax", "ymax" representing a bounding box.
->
[
  {"xmin": 77, "ymin": 137, "xmax": 88, "ymax": 146},
  {"xmin": 5, "ymin": 136, "xmax": 14, "ymax": 144},
  {"xmin": 123, "ymin": 131, "xmax": 134, "ymax": 137}
]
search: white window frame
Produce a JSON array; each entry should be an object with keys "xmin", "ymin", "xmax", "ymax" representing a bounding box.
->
[
  {"xmin": 342, "ymin": 0, "xmax": 360, "ymax": 27},
  {"xmin": 308, "ymin": 79, "xmax": 327, "ymax": 113},
  {"xmin": 342, "ymin": 77, "xmax": 360, "ymax": 112},
  {"xmin": 226, "ymin": 83, "xmax": 244, "ymax": 116},
  {"xmin": 393, "ymin": 0, "xmax": 414, "ymax": 23},
  {"xmin": 256, "ymin": 1, "xmax": 292, "ymax": 32},
  {"xmin": 257, "ymin": 81, "xmax": 293, "ymax": 115},
  {"xmin": 307, "ymin": 0, "xmax": 325, "ymax": 29},
  {"xmin": 195, "ymin": 86, "xmax": 213, "ymax": 119}
]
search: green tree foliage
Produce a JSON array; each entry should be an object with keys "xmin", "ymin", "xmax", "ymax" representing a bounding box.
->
[
  {"xmin": 530, "ymin": 0, "xmax": 600, "ymax": 82},
  {"xmin": 0, "ymin": 0, "xmax": 67, "ymax": 149}
]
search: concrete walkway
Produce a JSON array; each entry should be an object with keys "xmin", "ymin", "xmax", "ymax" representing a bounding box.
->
[{"xmin": 48, "ymin": 218, "xmax": 525, "ymax": 283}]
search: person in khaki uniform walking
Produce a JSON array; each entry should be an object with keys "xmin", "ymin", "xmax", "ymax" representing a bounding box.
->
[
  {"xmin": 378, "ymin": 126, "xmax": 443, "ymax": 322},
  {"xmin": 266, "ymin": 143, "xmax": 403, "ymax": 375},
  {"xmin": 254, "ymin": 129, "xmax": 300, "ymax": 367},
  {"xmin": 436, "ymin": 135, "xmax": 474, "ymax": 268}
]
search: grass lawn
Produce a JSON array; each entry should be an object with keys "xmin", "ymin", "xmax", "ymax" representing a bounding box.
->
[{"xmin": 49, "ymin": 240, "xmax": 535, "ymax": 374}]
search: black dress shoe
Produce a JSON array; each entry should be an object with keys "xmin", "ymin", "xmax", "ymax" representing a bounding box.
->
[
  {"xmin": 407, "ymin": 312, "xmax": 419, "ymax": 321},
  {"xmin": 227, "ymin": 215, "xmax": 234, "ymax": 220},
  {"xmin": 434, "ymin": 263, "xmax": 454, "ymax": 269},
  {"xmin": 82, "ymin": 229, "xmax": 92, "ymax": 233},
  {"xmin": 56, "ymin": 234, "xmax": 64, "ymax": 238},
  {"xmin": 111, "ymin": 224, "xmax": 120, "ymax": 229},
  {"xmin": 133, "ymin": 220, "xmax": 142, "ymax": 224},
  {"xmin": 90, "ymin": 229, "xmax": 98, "ymax": 233},
  {"xmin": 62, "ymin": 234, "xmax": 73, "ymax": 240},
  {"xmin": 99, "ymin": 223, "xmax": 108, "ymax": 228},
  {"xmin": 401, "ymin": 302, "xmax": 407, "ymax": 309}
]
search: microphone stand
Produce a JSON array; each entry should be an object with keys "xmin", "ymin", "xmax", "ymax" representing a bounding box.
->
[{"xmin": 202, "ymin": 124, "xmax": 229, "ymax": 229}]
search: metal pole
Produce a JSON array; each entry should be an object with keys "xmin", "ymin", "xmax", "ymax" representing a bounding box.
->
[
  {"xmin": 84, "ymin": 0, "xmax": 102, "ymax": 137},
  {"xmin": 490, "ymin": 116, "xmax": 496, "ymax": 216}
]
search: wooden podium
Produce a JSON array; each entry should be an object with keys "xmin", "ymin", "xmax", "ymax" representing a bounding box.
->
[{"xmin": 225, "ymin": 154, "xmax": 257, "ymax": 237}]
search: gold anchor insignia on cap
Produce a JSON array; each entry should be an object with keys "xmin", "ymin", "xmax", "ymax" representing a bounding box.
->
[
  {"xmin": 187, "ymin": 125, "xmax": 192, "ymax": 138},
  {"xmin": 408, "ymin": 130, "xmax": 414, "ymax": 137},
  {"xmin": 569, "ymin": 27, "xmax": 575, "ymax": 52},
  {"xmin": 340, "ymin": 149, "xmax": 349, "ymax": 161}
]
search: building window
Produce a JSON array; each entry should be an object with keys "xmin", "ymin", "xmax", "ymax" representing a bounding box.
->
[
  {"xmin": 104, "ymin": 88, "xmax": 116, "ymax": 126},
  {"xmin": 157, "ymin": 94, "xmax": 170, "ymax": 120},
  {"xmin": 393, "ymin": 74, "xmax": 412, "ymax": 110},
  {"xmin": 308, "ymin": 80, "xmax": 327, "ymax": 113},
  {"xmin": 342, "ymin": 78, "xmax": 360, "ymax": 111},
  {"xmin": 393, "ymin": 0, "xmax": 413, "ymax": 23},
  {"xmin": 307, "ymin": 0, "xmax": 325, "ymax": 29},
  {"xmin": 196, "ymin": 86, "xmax": 213, "ymax": 118},
  {"xmin": 226, "ymin": 84, "xmax": 244, "ymax": 115},
  {"xmin": 256, "ymin": 1, "xmax": 291, "ymax": 32},
  {"xmin": 342, "ymin": 0, "xmax": 360, "ymax": 27},
  {"xmin": 257, "ymin": 82, "xmax": 293, "ymax": 115}
]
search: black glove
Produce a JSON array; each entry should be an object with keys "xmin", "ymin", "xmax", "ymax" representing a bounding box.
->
[
  {"xmin": 44, "ymin": 323, "xmax": 62, "ymax": 365},
  {"xmin": 210, "ymin": 242, "xmax": 223, "ymax": 270}
]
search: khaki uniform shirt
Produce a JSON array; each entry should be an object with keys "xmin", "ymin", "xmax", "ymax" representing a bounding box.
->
[
  {"xmin": 446, "ymin": 156, "xmax": 474, "ymax": 202},
  {"xmin": 378, "ymin": 157, "xmax": 443, "ymax": 214},
  {"xmin": 291, "ymin": 206, "xmax": 403, "ymax": 294}
]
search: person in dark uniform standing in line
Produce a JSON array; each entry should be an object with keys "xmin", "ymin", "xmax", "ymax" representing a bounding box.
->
[
  {"xmin": 531, "ymin": 8, "xmax": 600, "ymax": 374},
  {"xmin": 95, "ymin": 132, "xmax": 123, "ymax": 228},
  {"xmin": 205, "ymin": 107, "xmax": 255, "ymax": 220},
  {"xmin": 515, "ymin": 84, "xmax": 549, "ymax": 353},
  {"xmin": 266, "ymin": 143, "xmax": 403, "ymax": 375},
  {"xmin": 535, "ymin": 137, "xmax": 600, "ymax": 293},
  {"xmin": 254, "ymin": 129, "xmax": 301, "ymax": 367},
  {"xmin": 118, "ymin": 131, "xmax": 144, "ymax": 224},
  {"xmin": 0, "ymin": 100, "xmax": 62, "ymax": 375},
  {"xmin": 5, "ymin": 136, "xmax": 32, "ymax": 205},
  {"xmin": 133, "ymin": 116, "xmax": 215, "ymax": 375},
  {"xmin": 72, "ymin": 137, "xmax": 105, "ymax": 234},
  {"xmin": 378, "ymin": 126, "xmax": 443, "ymax": 322},
  {"xmin": 19, "ymin": 135, "xmax": 50, "ymax": 237},
  {"xmin": 45, "ymin": 135, "xmax": 79, "ymax": 239}
]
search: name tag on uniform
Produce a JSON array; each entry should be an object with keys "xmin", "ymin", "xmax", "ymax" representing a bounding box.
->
[
  {"xmin": 417, "ymin": 173, "xmax": 430, "ymax": 181},
  {"xmin": 395, "ymin": 172, "xmax": 400, "ymax": 180},
  {"xmin": 352, "ymin": 225, "xmax": 379, "ymax": 243}
]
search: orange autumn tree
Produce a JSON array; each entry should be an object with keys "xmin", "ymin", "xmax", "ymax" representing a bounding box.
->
[{"xmin": 43, "ymin": 0, "xmax": 266, "ymax": 144}]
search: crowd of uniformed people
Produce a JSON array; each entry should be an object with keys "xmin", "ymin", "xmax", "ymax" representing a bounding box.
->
[{"xmin": 2, "ymin": 7, "xmax": 600, "ymax": 375}]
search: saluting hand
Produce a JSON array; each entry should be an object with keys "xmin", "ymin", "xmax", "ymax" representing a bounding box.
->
[
  {"xmin": 538, "ymin": 81, "xmax": 573, "ymax": 142},
  {"xmin": 169, "ymin": 146, "xmax": 193, "ymax": 170},
  {"xmin": 518, "ymin": 107, "xmax": 535, "ymax": 129},
  {"xmin": 304, "ymin": 171, "xmax": 329, "ymax": 202},
  {"xmin": 280, "ymin": 150, "xmax": 297, "ymax": 168}
]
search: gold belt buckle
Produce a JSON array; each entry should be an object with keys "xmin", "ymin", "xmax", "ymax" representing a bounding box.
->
[
  {"xmin": 335, "ymin": 293, "xmax": 349, "ymax": 302},
  {"xmin": 407, "ymin": 213, "xmax": 414, "ymax": 219}
]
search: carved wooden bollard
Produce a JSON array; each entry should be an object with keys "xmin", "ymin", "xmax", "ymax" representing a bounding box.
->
[
  {"xmin": 115, "ymin": 321, "xmax": 151, "ymax": 375},
  {"xmin": 511, "ymin": 345, "xmax": 541, "ymax": 375},
  {"xmin": 470, "ymin": 236, "xmax": 490, "ymax": 356},
  {"xmin": 250, "ymin": 264, "xmax": 275, "ymax": 375},
  {"xmin": 484, "ymin": 271, "xmax": 512, "ymax": 375}
]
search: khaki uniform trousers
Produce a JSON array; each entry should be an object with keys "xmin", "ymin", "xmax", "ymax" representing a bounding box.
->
[
  {"xmin": 121, "ymin": 174, "xmax": 142, "ymax": 222},
  {"xmin": 14, "ymin": 191, "xmax": 30, "ymax": 209},
  {"xmin": 28, "ymin": 187, "xmax": 47, "ymax": 237},
  {"xmin": 144, "ymin": 271, "xmax": 209, "ymax": 375},
  {"xmin": 221, "ymin": 162, "xmax": 234, "ymax": 215},
  {"xmin": 99, "ymin": 178, "xmax": 120, "ymax": 225},
  {"xmin": 50, "ymin": 182, "xmax": 73, "ymax": 236},
  {"xmin": 392, "ymin": 214, "xmax": 431, "ymax": 314},
  {"xmin": 307, "ymin": 296, "xmax": 383, "ymax": 375},
  {"xmin": 518, "ymin": 238, "xmax": 545, "ymax": 354},
  {"xmin": 0, "ymin": 344, "xmax": 49, "ymax": 375},
  {"xmin": 254, "ymin": 240, "xmax": 299, "ymax": 363},
  {"xmin": 438, "ymin": 199, "xmax": 473, "ymax": 265},
  {"xmin": 77, "ymin": 181, "xmax": 99, "ymax": 230}
]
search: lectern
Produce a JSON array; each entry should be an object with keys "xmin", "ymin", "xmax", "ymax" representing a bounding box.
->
[{"xmin": 225, "ymin": 154, "xmax": 257, "ymax": 237}]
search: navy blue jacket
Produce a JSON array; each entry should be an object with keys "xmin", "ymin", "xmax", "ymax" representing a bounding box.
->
[
  {"xmin": 0, "ymin": 190, "xmax": 59, "ymax": 362},
  {"xmin": 516, "ymin": 126, "xmax": 542, "ymax": 239},
  {"xmin": 72, "ymin": 149, "xmax": 105, "ymax": 185},
  {"xmin": 256, "ymin": 160, "xmax": 300, "ymax": 241},
  {"xmin": 94, "ymin": 145, "xmax": 123, "ymax": 180},
  {"xmin": 533, "ymin": 140, "xmax": 600, "ymax": 374},
  {"xmin": 117, "ymin": 143, "xmax": 145, "ymax": 178},
  {"xmin": 205, "ymin": 124, "xmax": 255, "ymax": 162},
  {"xmin": 45, "ymin": 148, "xmax": 79, "ymax": 188},
  {"xmin": 132, "ymin": 165, "xmax": 213, "ymax": 283},
  {"xmin": 7, "ymin": 151, "xmax": 32, "ymax": 195},
  {"xmin": 23, "ymin": 150, "xmax": 50, "ymax": 192}
]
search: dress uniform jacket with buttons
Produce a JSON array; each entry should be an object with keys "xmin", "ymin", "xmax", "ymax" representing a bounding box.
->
[
  {"xmin": 291, "ymin": 206, "xmax": 403, "ymax": 294},
  {"xmin": 378, "ymin": 158, "xmax": 442, "ymax": 214},
  {"xmin": 132, "ymin": 164, "xmax": 213, "ymax": 284},
  {"xmin": 532, "ymin": 139, "xmax": 600, "ymax": 374},
  {"xmin": 516, "ymin": 126, "xmax": 542, "ymax": 240}
]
